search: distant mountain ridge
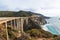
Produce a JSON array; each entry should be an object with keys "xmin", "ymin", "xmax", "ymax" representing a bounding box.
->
[
  {"xmin": 31, "ymin": 13, "xmax": 50, "ymax": 19},
  {"xmin": 0, "ymin": 11, "xmax": 50, "ymax": 19}
]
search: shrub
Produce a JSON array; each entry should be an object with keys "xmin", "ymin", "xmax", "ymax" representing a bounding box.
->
[
  {"xmin": 54, "ymin": 37, "xmax": 60, "ymax": 40},
  {"xmin": 7, "ymin": 26, "xmax": 18, "ymax": 40},
  {"xmin": 26, "ymin": 29, "xmax": 41, "ymax": 37}
]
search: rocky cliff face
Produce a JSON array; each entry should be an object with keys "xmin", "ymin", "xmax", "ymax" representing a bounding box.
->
[{"xmin": 24, "ymin": 17, "xmax": 58, "ymax": 36}]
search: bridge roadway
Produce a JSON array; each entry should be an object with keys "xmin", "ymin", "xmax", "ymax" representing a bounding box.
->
[{"xmin": 0, "ymin": 17, "xmax": 24, "ymax": 24}]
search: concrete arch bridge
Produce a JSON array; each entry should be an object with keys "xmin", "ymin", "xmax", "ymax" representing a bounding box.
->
[{"xmin": 0, "ymin": 16, "xmax": 41, "ymax": 40}]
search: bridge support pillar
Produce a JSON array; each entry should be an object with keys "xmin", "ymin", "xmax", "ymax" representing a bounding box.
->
[
  {"xmin": 25, "ymin": 17, "xmax": 28, "ymax": 25},
  {"xmin": 17, "ymin": 19, "xmax": 20, "ymax": 30},
  {"xmin": 13, "ymin": 19, "xmax": 16, "ymax": 29},
  {"xmin": 5, "ymin": 22, "xmax": 9, "ymax": 40},
  {"xmin": 10, "ymin": 20, "xmax": 13, "ymax": 28},
  {"xmin": 20, "ymin": 17, "xmax": 24, "ymax": 34}
]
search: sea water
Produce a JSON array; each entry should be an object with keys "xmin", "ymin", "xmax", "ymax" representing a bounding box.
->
[{"xmin": 42, "ymin": 17, "xmax": 60, "ymax": 35}]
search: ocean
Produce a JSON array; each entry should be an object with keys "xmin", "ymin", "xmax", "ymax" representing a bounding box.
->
[{"xmin": 42, "ymin": 17, "xmax": 60, "ymax": 35}]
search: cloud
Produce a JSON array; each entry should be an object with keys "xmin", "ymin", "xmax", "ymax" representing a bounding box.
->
[{"xmin": 0, "ymin": 0, "xmax": 60, "ymax": 17}]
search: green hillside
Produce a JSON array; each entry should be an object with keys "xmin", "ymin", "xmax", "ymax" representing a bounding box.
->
[{"xmin": 0, "ymin": 11, "xmax": 32, "ymax": 17}]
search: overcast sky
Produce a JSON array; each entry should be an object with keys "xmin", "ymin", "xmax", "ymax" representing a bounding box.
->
[{"xmin": 0, "ymin": 0, "xmax": 60, "ymax": 17}]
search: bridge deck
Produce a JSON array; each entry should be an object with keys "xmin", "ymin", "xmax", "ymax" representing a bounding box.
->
[{"xmin": 0, "ymin": 17, "xmax": 21, "ymax": 24}]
